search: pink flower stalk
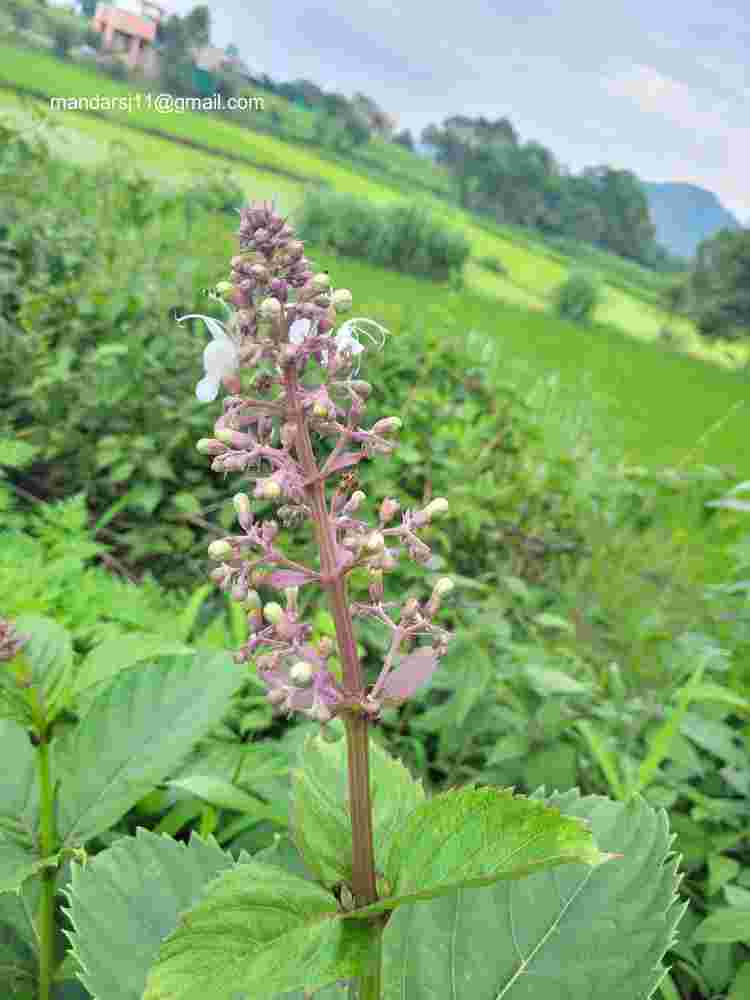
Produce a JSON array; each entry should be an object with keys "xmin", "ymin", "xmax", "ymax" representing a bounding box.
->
[
  {"xmin": 0, "ymin": 617, "xmax": 30, "ymax": 662},
  {"xmin": 185, "ymin": 198, "xmax": 455, "ymax": 730}
]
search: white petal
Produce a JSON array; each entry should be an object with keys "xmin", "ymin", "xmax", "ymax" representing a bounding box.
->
[
  {"xmin": 336, "ymin": 330, "xmax": 364, "ymax": 355},
  {"xmin": 178, "ymin": 314, "xmax": 229, "ymax": 342},
  {"xmin": 289, "ymin": 318, "xmax": 312, "ymax": 345},
  {"xmin": 196, "ymin": 375, "xmax": 220, "ymax": 402},
  {"xmin": 203, "ymin": 339, "xmax": 238, "ymax": 377}
]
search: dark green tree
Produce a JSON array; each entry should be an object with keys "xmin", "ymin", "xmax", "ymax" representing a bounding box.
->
[
  {"xmin": 392, "ymin": 128, "xmax": 414, "ymax": 151},
  {"xmin": 691, "ymin": 228, "xmax": 750, "ymax": 341}
]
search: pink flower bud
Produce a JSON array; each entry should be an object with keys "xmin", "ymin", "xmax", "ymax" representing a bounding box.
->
[
  {"xmin": 401, "ymin": 597, "xmax": 420, "ymax": 621},
  {"xmin": 350, "ymin": 381, "xmax": 372, "ymax": 397},
  {"xmin": 371, "ymin": 417, "xmax": 402, "ymax": 436},
  {"xmin": 280, "ymin": 422, "xmax": 297, "ymax": 448},
  {"xmin": 379, "ymin": 497, "xmax": 400, "ymax": 523},
  {"xmin": 342, "ymin": 490, "xmax": 366, "ymax": 515},
  {"xmin": 216, "ymin": 428, "xmax": 254, "ymax": 448},
  {"xmin": 317, "ymin": 637, "xmax": 335, "ymax": 658},
  {"xmin": 261, "ymin": 520, "xmax": 279, "ymax": 543}
]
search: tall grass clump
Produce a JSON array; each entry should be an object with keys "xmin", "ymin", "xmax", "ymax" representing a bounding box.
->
[{"xmin": 293, "ymin": 186, "xmax": 470, "ymax": 281}]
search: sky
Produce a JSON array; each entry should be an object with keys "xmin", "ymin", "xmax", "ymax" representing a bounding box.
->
[{"xmin": 57, "ymin": 0, "xmax": 749, "ymax": 222}]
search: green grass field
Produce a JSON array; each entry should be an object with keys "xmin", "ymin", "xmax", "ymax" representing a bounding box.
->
[
  {"xmin": 4, "ymin": 37, "xmax": 746, "ymax": 374},
  {"xmin": 2, "ymin": 41, "xmax": 749, "ymax": 489}
]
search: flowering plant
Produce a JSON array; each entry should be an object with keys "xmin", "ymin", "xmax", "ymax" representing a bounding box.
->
[{"xmin": 0, "ymin": 200, "xmax": 684, "ymax": 1000}]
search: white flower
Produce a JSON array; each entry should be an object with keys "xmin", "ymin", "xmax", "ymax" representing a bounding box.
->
[
  {"xmin": 289, "ymin": 317, "xmax": 389, "ymax": 376},
  {"xmin": 178, "ymin": 313, "xmax": 240, "ymax": 402}
]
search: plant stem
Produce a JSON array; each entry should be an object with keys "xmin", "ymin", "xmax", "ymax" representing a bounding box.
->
[
  {"xmin": 36, "ymin": 726, "xmax": 57, "ymax": 1000},
  {"xmin": 283, "ymin": 360, "xmax": 379, "ymax": 909}
]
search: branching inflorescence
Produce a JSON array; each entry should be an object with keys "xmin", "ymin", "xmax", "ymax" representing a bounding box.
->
[{"xmin": 181, "ymin": 198, "xmax": 454, "ymax": 729}]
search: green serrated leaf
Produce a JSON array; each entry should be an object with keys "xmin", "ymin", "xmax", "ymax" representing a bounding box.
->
[
  {"xmin": 166, "ymin": 776, "xmax": 287, "ymax": 827},
  {"xmin": 12, "ymin": 615, "xmax": 75, "ymax": 726},
  {"xmin": 348, "ymin": 786, "xmax": 614, "ymax": 920},
  {"xmin": 0, "ymin": 887, "xmax": 38, "ymax": 994},
  {"xmin": 71, "ymin": 633, "xmax": 194, "ymax": 705},
  {"xmin": 142, "ymin": 861, "xmax": 377, "ymax": 1000},
  {"xmin": 524, "ymin": 665, "xmax": 590, "ymax": 696},
  {"xmin": 291, "ymin": 720, "xmax": 425, "ymax": 887},
  {"xmin": 62, "ymin": 829, "xmax": 244, "ymax": 1000},
  {"xmin": 55, "ymin": 652, "xmax": 244, "ymax": 848},
  {"xmin": 379, "ymin": 789, "xmax": 686, "ymax": 1000},
  {"xmin": 0, "ymin": 720, "xmax": 41, "ymax": 894}
]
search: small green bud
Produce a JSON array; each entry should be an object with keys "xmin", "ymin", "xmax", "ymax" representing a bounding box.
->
[
  {"xmin": 208, "ymin": 540, "xmax": 234, "ymax": 560},
  {"xmin": 258, "ymin": 297, "xmax": 282, "ymax": 321},
  {"xmin": 215, "ymin": 427, "xmax": 236, "ymax": 445},
  {"xmin": 364, "ymin": 531, "xmax": 385, "ymax": 553},
  {"xmin": 216, "ymin": 280, "xmax": 234, "ymax": 300},
  {"xmin": 317, "ymin": 637, "xmax": 335, "ymax": 658},
  {"xmin": 423, "ymin": 498, "xmax": 449, "ymax": 520},
  {"xmin": 263, "ymin": 602, "xmax": 284, "ymax": 625},
  {"xmin": 196, "ymin": 438, "xmax": 226, "ymax": 455},
  {"xmin": 332, "ymin": 288, "xmax": 353, "ymax": 312},
  {"xmin": 312, "ymin": 272, "xmax": 331, "ymax": 291},
  {"xmin": 242, "ymin": 590, "xmax": 262, "ymax": 610},
  {"xmin": 233, "ymin": 493, "xmax": 251, "ymax": 517},
  {"xmin": 372, "ymin": 417, "xmax": 402, "ymax": 436},
  {"xmin": 258, "ymin": 480, "xmax": 282, "ymax": 500},
  {"xmin": 350, "ymin": 380, "xmax": 372, "ymax": 397},
  {"xmin": 290, "ymin": 661, "xmax": 314, "ymax": 686}
]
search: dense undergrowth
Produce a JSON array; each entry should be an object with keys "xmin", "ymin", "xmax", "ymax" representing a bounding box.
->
[{"xmin": 2, "ymin": 119, "xmax": 750, "ymax": 998}]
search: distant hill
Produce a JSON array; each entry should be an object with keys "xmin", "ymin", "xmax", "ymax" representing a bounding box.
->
[{"xmin": 643, "ymin": 182, "xmax": 742, "ymax": 261}]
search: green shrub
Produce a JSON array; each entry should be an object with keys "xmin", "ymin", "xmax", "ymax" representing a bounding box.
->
[
  {"xmin": 182, "ymin": 168, "xmax": 245, "ymax": 216},
  {"xmin": 554, "ymin": 270, "xmax": 600, "ymax": 324},
  {"xmin": 294, "ymin": 187, "xmax": 470, "ymax": 281}
]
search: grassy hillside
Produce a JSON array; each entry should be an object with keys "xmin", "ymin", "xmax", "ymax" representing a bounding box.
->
[{"xmin": 4, "ymin": 38, "xmax": 746, "ymax": 372}]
